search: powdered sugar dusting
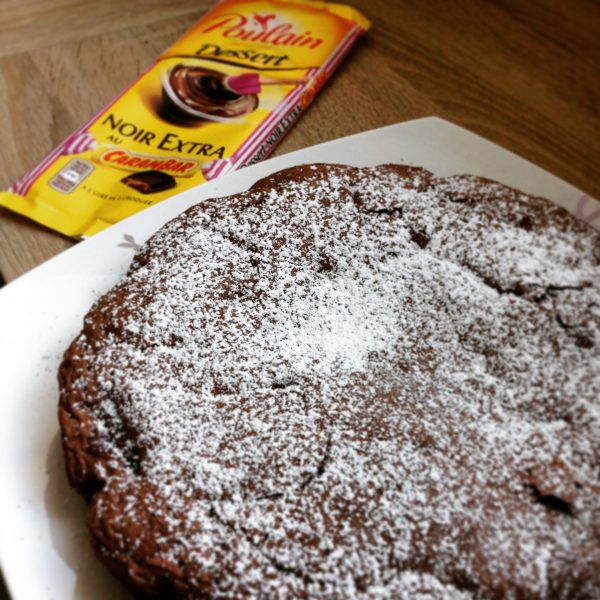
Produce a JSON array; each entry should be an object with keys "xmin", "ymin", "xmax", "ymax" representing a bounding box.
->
[{"xmin": 61, "ymin": 164, "xmax": 600, "ymax": 598}]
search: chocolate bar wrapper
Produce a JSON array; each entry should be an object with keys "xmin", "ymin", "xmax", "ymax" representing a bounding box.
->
[{"xmin": 0, "ymin": 0, "xmax": 370, "ymax": 237}]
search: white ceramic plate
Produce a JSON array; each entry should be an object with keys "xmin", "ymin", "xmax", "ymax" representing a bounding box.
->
[{"xmin": 0, "ymin": 117, "xmax": 598, "ymax": 600}]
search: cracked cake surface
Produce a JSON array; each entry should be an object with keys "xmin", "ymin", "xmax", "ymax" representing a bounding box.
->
[{"xmin": 58, "ymin": 163, "xmax": 600, "ymax": 598}]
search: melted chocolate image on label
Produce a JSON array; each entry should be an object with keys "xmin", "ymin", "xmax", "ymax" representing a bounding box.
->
[{"xmin": 161, "ymin": 65, "xmax": 259, "ymax": 124}]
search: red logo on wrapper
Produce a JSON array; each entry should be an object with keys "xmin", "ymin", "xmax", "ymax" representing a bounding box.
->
[{"xmin": 202, "ymin": 12, "xmax": 324, "ymax": 49}]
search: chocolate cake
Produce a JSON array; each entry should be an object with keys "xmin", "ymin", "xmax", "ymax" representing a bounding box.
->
[{"xmin": 58, "ymin": 163, "xmax": 600, "ymax": 598}]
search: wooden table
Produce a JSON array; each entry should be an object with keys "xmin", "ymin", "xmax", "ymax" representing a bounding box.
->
[{"xmin": 0, "ymin": 0, "xmax": 599, "ymax": 286}]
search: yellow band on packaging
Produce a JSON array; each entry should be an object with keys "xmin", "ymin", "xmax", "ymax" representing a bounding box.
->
[{"xmin": 0, "ymin": 0, "xmax": 370, "ymax": 238}]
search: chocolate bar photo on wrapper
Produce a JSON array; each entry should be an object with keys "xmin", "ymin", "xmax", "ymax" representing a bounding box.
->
[{"xmin": 121, "ymin": 171, "xmax": 176, "ymax": 194}]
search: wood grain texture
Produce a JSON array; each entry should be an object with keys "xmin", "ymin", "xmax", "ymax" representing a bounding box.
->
[{"xmin": 0, "ymin": 0, "xmax": 598, "ymax": 284}]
